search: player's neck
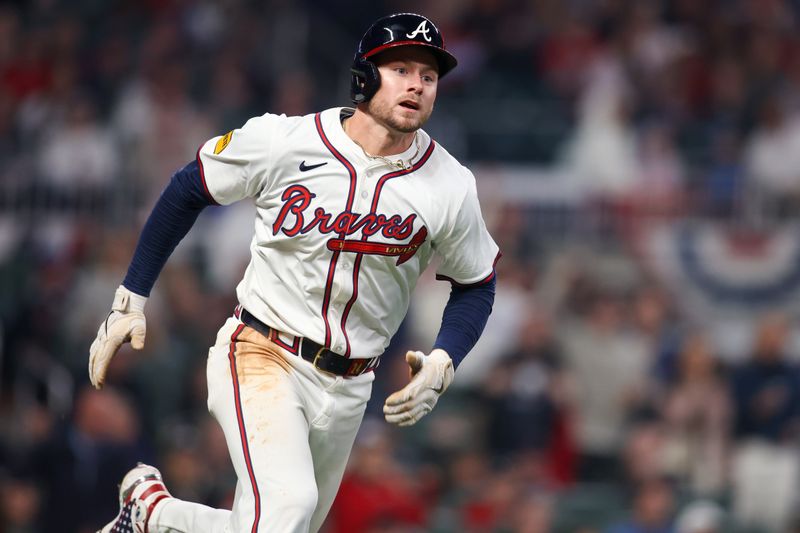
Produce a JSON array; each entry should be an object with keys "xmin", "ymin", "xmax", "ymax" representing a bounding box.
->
[{"xmin": 344, "ymin": 109, "xmax": 415, "ymax": 156}]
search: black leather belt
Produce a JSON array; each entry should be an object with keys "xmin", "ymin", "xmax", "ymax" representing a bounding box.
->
[{"xmin": 238, "ymin": 308, "xmax": 379, "ymax": 377}]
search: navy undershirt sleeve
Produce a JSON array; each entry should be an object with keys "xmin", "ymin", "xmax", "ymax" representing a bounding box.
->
[
  {"xmin": 433, "ymin": 274, "xmax": 496, "ymax": 369},
  {"xmin": 122, "ymin": 160, "xmax": 215, "ymax": 296}
]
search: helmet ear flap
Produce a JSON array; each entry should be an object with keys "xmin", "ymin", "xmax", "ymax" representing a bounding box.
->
[{"xmin": 350, "ymin": 57, "xmax": 381, "ymax": 105}]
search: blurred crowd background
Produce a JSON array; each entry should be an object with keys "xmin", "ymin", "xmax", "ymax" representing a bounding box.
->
[{"xmin": 4, "ymin": 0, "xmax": 800, "ymax": 532}]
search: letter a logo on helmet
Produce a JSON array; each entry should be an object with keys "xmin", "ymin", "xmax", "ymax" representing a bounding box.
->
[
  {"xmin": 350, "ymin": 13, "xmax": 458, "ymax": 104},
  {"xmin": 406, "ymin": 21, "xmax": 432, "ymax": 42}
]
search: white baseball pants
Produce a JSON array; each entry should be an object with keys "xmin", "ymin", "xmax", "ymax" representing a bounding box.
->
[{"xmin": 149, "ymin": 316, "xmax": 374, "ymax": 532}]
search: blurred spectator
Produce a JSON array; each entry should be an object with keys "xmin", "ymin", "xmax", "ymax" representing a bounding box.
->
[
  {"xmin": 561, "ymin": 51, "xmax": 640, "ymax": 199},
  {"xmin": 702, "ymin": 130, "xmax": 745, "ymax": 217},
  {"xmin": 537, "ymin": 9, "xmax": 600, "ymax": 100},
  {"xmin": 1, "ymin": 26, "xmax": 51, "ymax": 103},
  {"xmin": 327, "ymin": 419, "xmax": 428, "ymax": 533},
  {"xmin": 674, "ymin": 500, "xmax": 725, "ymax": 533},
  {"xmin": 743, "ymin": 92, "xmax": 800, "ymax": 216},
  {"xmin": 0, "ymin": 476, "xmax": 40, "ymax": 533},
  {"xmin": 15, "ymin": 57, "xmax": 82, "ymax": 148},
  {"xmin": 479, "ymin": 307, "xmax": 576, "ymax": 483},
  {"xmin": 705, "ymin": 57, "xmax": 747, "ymax": 131},
  {"xmin": 37, "ymin": 93, "xmax": 119, "ymax": 189},
  {"xmin": 31, "ymin": 385, "xmax": 152, "ymax": 533},
  {"xmin": 205, "ymin": 56, "xmax": 258, "ymax": 132},
  {"xmin": 605, "ymin": 476, "xmax": 676, "ymax": 533},
  {"xmin": 631, "ymin": 123, "xmax": 686, "ymax": 215},
  {"xmin": 660, "ymin": 332, "xmax": 731, "ymax": 495},
  {"xmin": 434, "ymin": 448, "xmax": 491, "ymax": 523},
  {"xmin": 112, "ymin": 54, "xmax": 213, "ymax": 207},
  {"xmin": 731, "ymin": 439, "xmax": 799, "ymax": 532},
  {"xmin": 631, "ymin": 285, "xmax": 680, "ymax": 387},
  {"xmin": 622, "ymin": 421, "xmax": 670, "ymax": 488},
  {"xmin": 507, "ymin": 489, "xmax": 555, "ymax": 533},
  {"xmin": 559, "ymin": 289, "xmax": 653, "ymax": 482},
  {"xmin": 729, "ymin": 312, "xmax": 800, "ymax": 532},
  {"xmin": 271, "ymin": 69, "xmax": 316, "ymax": 117},
  {"xmin": 730, "ymin": 312, "xmax": 800, "ymax": 443},
  {"xmin": 0, "ymin": 6, "xmax": 21, "ymax": 69},
  {"xmin": 456, "ymin": 464, "xmax": 520, "ymax": 532},
  {"xmin": 159, "ymin": 416, "xmax": 236, "ymax": 509}
]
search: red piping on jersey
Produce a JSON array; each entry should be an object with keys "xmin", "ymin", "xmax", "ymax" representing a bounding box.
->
[
  {"xmin": 435, "ymin": 251, "xmax": 503, "ymax": 287},
  {"xmin": 315, "ymin": 112, "xmax": 359, "ymax": 350},
  {"xmin": 195, "ymin": 146, "xmax": 220, "ymax": 206},
  {"xmin": 339, "ymin": 139, "xmax": 436, "ymax": 356},
  {"xmin": 321, "ymin": 249, "xmax": 341, "ymax": 344},
  {"xmin": 227, "ymin": 323, "xmax": 262, "ymax": 533},
  {"xmin": 340, "ymin": 251, "xmax": 363, "ymax": 356}
]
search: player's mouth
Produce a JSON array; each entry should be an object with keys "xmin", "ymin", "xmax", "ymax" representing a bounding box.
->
[{"xmin": 398, "ymin": 100, "xmax": 420, "ymax": 111}]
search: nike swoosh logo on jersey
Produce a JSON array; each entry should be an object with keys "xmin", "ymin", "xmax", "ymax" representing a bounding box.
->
[{"xmin": 299, "ymin": 161, "xmax": 328, "ymax": 172}]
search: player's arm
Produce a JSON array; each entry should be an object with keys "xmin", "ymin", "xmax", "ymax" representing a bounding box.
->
[
  {"xmin": 383, "ymin": 275, "xmax": 497, "ymax": 426},
  {"xmin": 88, "ymin": 159, "xmax": 215, "ymax": 388},
  {"xmin": 89, "ymin": 115, "xmax": 275, "ymax": 388},
  {"xmin": 384, "ymin": 168, "xmax": 499, "ymax": 426}
]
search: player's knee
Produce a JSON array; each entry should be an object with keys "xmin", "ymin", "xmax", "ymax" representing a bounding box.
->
[
  {"xmin": 289, "ymin": 485, "xmax": 319, "ymax": 516},
  {"xmin": 264, "ymin": 485, "xmax": 318, "ymax": 524}
]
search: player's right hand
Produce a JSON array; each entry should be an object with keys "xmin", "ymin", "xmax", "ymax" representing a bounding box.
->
[{"xmin": 88, "ymin": 285, "xmax": 147, "ymax": 389}]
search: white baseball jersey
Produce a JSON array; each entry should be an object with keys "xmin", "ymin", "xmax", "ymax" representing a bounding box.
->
[{"xmin": 197, "ymin": 107, "xmax": 499, "ymax": 359}]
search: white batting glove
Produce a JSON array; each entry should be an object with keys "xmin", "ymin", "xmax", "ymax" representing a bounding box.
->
[
  {"xmin": 383, "ymin": 349, "xmax": 454, "ymax": 427},
  {"xmin": 88, "ymin": 285, "xmax": 147, "ymax": 389}
]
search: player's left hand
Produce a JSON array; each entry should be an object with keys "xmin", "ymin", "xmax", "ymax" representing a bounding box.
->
[{"xmin": 383, "ymin": 349, "xmax": 454, "ymax": 426}]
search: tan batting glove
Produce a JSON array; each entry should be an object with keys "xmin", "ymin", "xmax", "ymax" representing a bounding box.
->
[
  {"xmin": 383, "ymin": 348, "xmax": 454, "ymax": 427},
  {"xmin": 88, "ymin": 285, "xmax": 147, "ymax": 389}
]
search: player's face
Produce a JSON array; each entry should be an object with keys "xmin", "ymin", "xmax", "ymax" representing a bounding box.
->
[{"xmin": 368, "ymin": 47, "xmax": 439, "ymax": 134}]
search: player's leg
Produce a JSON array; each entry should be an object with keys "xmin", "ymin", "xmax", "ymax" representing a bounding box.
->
[
  {"xmin": 151, "ymin": 317, "xmax": 320, "ymax": 533},
  {"xmin": 307, "ymin": 372, "xmax": 374, "ymax": 533},
  {"xmin": 98, "ymin": 321, "xmax": 243, "ymax": 533},
  {"xmin": 208, "ymin": 319, "xmax": 319, "ymax": 532},
  {"xmin": 152, "ymin": 499, "xmax": 230, "ymax": 532}
]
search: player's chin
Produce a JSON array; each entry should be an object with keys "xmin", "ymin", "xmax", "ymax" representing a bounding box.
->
[{"xmin": 393, "ymin": 109, "xmax": 429, "ymax": 132}]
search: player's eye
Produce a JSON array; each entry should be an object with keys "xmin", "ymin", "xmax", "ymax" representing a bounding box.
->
[{"xmin": 395, "ymin": 67, "xmax": 407, "ymax": 74}]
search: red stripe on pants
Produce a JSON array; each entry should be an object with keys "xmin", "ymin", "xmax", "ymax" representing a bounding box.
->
[{"xmin": 228, "ymin": 323, "xmax": 262, "ymax": 532}]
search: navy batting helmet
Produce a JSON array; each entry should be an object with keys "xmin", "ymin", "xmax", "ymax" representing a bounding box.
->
[{"xmin": 350, "ymin": 13, "xmax": 458, "ymax": 104}]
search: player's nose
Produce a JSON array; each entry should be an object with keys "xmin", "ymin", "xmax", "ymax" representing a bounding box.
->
[{"xmin": 406, "ymin": 76, "xmax": 424, "ymax": 94}]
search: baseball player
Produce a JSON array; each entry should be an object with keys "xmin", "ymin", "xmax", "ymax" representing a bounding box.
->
[{"xmin": 90, "ymin": 12, "xmax": 499, "ymax": 533}]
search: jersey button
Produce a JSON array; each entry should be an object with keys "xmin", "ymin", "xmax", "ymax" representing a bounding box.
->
[{"xmin": 361, "ymin": 191, "xmax": 368, "ymax": 199}]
